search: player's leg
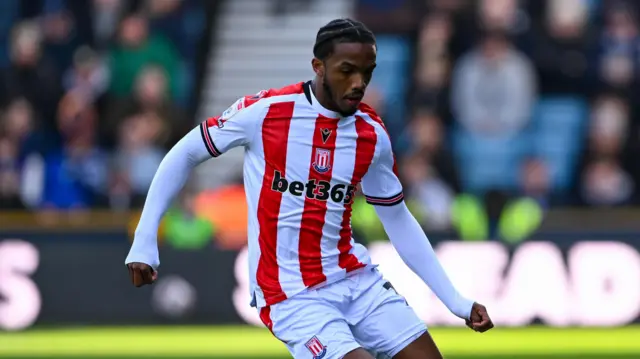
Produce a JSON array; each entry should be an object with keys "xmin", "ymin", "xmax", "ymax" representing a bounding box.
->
[
  {"xmin": 348, "ymin": 269, "xmax": 440, "ymax": 358},
  {"xmin": 343, "ymin": 348, "xmax": 376, "ymax": 359},
  {"xmin": 258, "ymin": 287, "xmax": 370, "ymax": 359},
  {"xmin": 391, "ymin": 331, "xmax": 442, "ymax": 359}
]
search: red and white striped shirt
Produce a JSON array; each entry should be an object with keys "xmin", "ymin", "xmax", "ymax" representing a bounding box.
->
[{"xmin": 200, "ymin": 81, "xmax": 403, "ymax": 308}]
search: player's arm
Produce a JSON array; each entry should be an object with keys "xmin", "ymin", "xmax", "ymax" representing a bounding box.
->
[
  {"xmin": 125, "ymin": 97, "xmax": 261, "ymax": 287},
  {"xmin": 361, "ymin": 129, "xmax": 474, "ymax": 320}
]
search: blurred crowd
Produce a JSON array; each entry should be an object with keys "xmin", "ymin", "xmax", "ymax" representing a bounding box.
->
[
  {"xmin": 355, "ymin": 0, "xmax": 640, "ymax": 239},
  {"xmin": 5, "ymin": 0, "xmax": 640, "ymax": 245},
  {"xmin": 0, "ymin": 0, "xmax": 207, "ymax": 212}
]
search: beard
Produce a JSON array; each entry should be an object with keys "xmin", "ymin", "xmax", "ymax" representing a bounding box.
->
[
  {"xmin": 321, "ymin": 74, "xmax": 351, "ymax": 117},
  {"xmin": 322, "ymin": 73, "xmax": 338, "ymax": 107}
]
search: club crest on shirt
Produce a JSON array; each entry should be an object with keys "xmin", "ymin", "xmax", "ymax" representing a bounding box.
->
[
  {"xmin": 312, "ymin": 148, "xmax": 332, "ymax": 174},
  {"xmin": 305, "ymin": 336, "xmax": 327, "ymax": 359}
]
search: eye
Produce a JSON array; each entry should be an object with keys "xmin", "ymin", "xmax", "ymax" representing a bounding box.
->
[{"xmin": 340, "ymin": 67, "xmax": 354, "ymax": 74}]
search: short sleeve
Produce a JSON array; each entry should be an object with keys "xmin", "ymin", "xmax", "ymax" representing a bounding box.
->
[
  {"xmin": 360, "ymin": 129, "xmax": 404, "ymax": 206},
  {"xmin": 199, "ymin": 96, "xmax": 263, "ymax": 157}
]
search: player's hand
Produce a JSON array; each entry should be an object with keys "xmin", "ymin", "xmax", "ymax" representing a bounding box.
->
[
  {"xmin": 127, "ymin": 262, "xmax": 158, "ymax": 287},
  {"xmin": 465, "ymin": 302, "xmax": 493, "ymax": 333}
]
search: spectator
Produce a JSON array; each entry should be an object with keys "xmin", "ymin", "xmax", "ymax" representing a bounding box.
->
[
  {"xmin": 108, "ymin": 14, "xmax": 180, "ymax": 100},
  {"xmin": 143, "ymin": 0, "xmax": 203, "ymax": 59},
  {"xmin": 106, "ymin": 64, "xmax": 185, "ymax": 148},
  {"xmin": 142, "ymin": 0, "xmax": 205, "ymax": 106},
  {"xmin": 164, "ymin": 189, "xmax": 215, "ymax": 250},
  {"xmin": 108, "ymin": 65, "xmax": 179, "ymax": 206},
  {"xmin": 480, "ymin": 157, "xmax": 550, "ymax": 244},
  {"xmin": 41, "ymin": 8, "xmax": 86, "ymax": 71},
  {"xmin": 588, "ymin": 94, "xmax": 629, "ymax": 158},
  {"xmin": 63, "ymin": 46, "xmax": 110, "ymax": 104},
  {"xmin": 355, "ymin": 0, "xmax": 420, "ymax": 35},
  {"xmin": 1, "ymin": 98, "xmax": 46, "ymax": 209},
  {"xmin": 111, "ymin": 111, "xmax": 166, "ymax": 208},
  {"xmin": 1, "ymin": 98, "xmax": 43, "ymax": 158},
  {"xmin": 433, "ymin": 0, "xmax": 476, "ymax": 58},
  {"xmin": 477, "ymin": 0, "xmax": 526, "ymax": 35},
  {"xmin": 39, "ymin": 92, "xmax": 108, "ymax": 210},
  {"xmin": 596, "ymin": 2, "xmax": 640, "ymax": 92},
  {"xmin": 413, "ymin": 13, "xmax": 453, "ymax": 120},
  {"xmin": 0, "ymin": 137, "xmax": 25, "ymax": 209},
  {"xmin": 451, "ymin": 30, "xmax": 536, "ymax": 137},
  {"xmin": 91, "ymin": 0, "xmax": 129, "ymax": 52},
  {"xmin": 493, "ymin": 161, "xmax": 548, "ymax": 244},
  {"xmin": 580, "ymin": 157, "xmax": 634, "ymax": 206},
  {"xmin": 0, "ymin": 21, "xmax": 62, "ymax": 130},
  {"xmin": 577, "ymin": 94, "xmax": 634, "ymax": 206},
  {"xmin": 519, "ymin": 157, "xmax": 552, "ymax": 207},
  {"xmin": 532, "ymin": 0, "xmax": 591, "ymax": 94},
  {"xmin": 401, "ymin": 152, "xmax": 454, "ymax": 230},
  {"xmin": 408, "ymin": 110, "xmax": 460, "ymax": 192},
  {"xmin": 418, "ymin": 12, "xmax": 452, "ymax": 59}
]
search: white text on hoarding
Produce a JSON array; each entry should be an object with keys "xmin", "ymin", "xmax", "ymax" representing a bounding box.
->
[
  {"xmin": 233, "ymin": 241, "xmax": 640, "ymax": 327},
  {"xmin": 0, "ymin": 240, "xmax": 41, "ymax": 331}
]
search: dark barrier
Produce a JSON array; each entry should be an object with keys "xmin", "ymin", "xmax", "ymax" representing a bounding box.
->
[
  {"xmin": 1, "ymin": 233, "xmax": 639, "ymax": 331},
  {"xmin": 0, "ymin": 236, "xmax": 242, "ymax": 330}
]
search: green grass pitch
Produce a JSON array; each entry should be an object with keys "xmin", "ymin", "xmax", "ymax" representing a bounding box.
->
[{"xmin": 0, "ymin": 325, "xmax": 638, "ymax": 358}]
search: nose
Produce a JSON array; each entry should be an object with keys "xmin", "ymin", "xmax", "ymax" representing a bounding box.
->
[{"xmin": 351, "ymin": 74, "xmax": 366, "ymax": 92}]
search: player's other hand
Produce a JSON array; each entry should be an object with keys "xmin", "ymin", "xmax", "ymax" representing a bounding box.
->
[
  {"xmin": 465, "ymin": 302, "xmax": 493, "ymax": 333},
  {"xmin": 127, "ymin": 262, "xmax": 158, "ymax": 287}
]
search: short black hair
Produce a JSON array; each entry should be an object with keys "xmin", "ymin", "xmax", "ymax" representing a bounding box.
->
[{"xmin": 313, "ymin": 18, "xmax": 376, "ymax": 60}]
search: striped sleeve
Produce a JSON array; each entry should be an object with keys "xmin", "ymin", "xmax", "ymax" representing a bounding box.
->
[
  {"xmin": 200, "ymin": 96, "xmax": 262, "ymax": 157},
  {"xmin": 200, "ymin": 120, "xmax": 223, "ymax": 157},
  {"xmin": 364, "ymin": 192, "xmax": 405, "ymax": 206},
  {"xmin": 360, "ymin": 125, "xmax": 404, "ymax": 206}
]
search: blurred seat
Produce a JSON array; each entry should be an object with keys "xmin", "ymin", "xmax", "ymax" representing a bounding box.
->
[
  {"xmin": 367, "ymin": 36, "xmax": 411, "ymax": 136},
  {"xmin": 531, "ymin": 96, "xmax": 588, "ymax": 191},
  {"xmin": 452, "ymin": 128, "xmax": 531, "ymax": 193}
]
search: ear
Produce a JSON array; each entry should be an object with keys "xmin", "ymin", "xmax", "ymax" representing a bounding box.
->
[{"xmin": 311, "ymin": 58, "xmax": 324, "ymax": 77}]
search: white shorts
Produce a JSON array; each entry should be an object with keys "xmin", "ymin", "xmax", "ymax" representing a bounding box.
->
[{"xmin": 259, "ymin": 267, "xmax": 428, "ymax": 359}]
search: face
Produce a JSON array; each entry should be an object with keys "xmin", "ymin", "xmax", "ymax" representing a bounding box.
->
[
  {"xmin": 608, "ymin": 10, "xmax": 637, "ymax": 39},
  {"xmin": 412, "ymin": 113, "xmax": 442, "ymax": 152},
  {"xmin": 4, "ymin": 99, "xmax": 34, "ymax": 138},
  {"xmin": 12, "ymin": 28, "xmax": 41, "ymax": 66},
  {"xmin": 401, "ymin": 155, "xmax": 428, "ymax": 184},
  {"xmin": 314, "ymin": 42, "xmax": 377, "ymax": 116},
  {"xmin": 119, "ymin": 16, "xmax": 148, "ymax": 47},
  {"xmin": 521, "ymin": 159, "xmax": 549, "ymax": 195},
  {"xmin": 136, "ymin": 67, "xmax": 167, "ymax": 104},
  {"xmin": 590, "ymin": 96, "xmax": 627, "ymax": 155},
  {"xmin": 481, "ymin": 36, "xmax": 507, "ymax": 62}
]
